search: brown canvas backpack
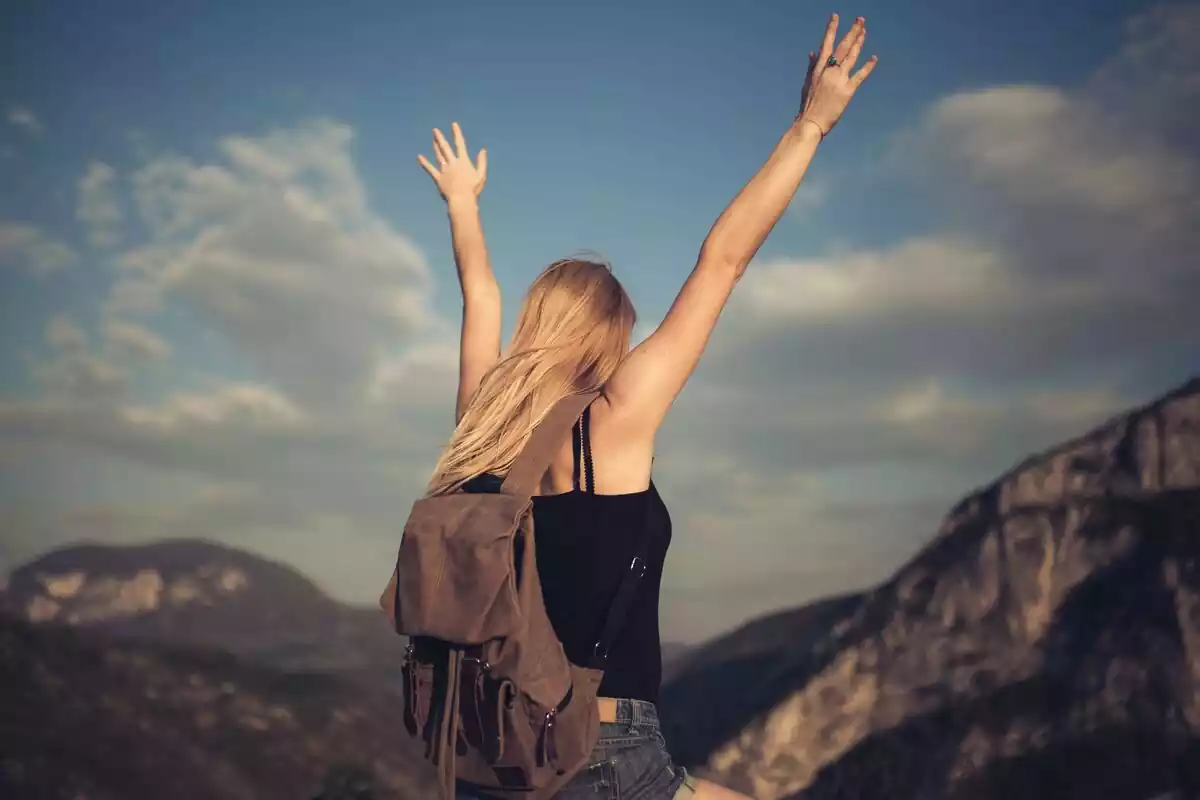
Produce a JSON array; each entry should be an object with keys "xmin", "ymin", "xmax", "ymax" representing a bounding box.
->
[{"xmin": 379, "ymin": 390, "xmax": 650, "ymax": 799}]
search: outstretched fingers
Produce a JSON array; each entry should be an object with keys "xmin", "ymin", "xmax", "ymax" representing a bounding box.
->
[
  {"xmin": 832, "ymin": 16, "xmax": 864, "ymax": 67},
  {"xmin": 433, "ymin": 127, "xmax": 454, "ymax": 165},
  {"xmin": 851, "ymin": 55, "xmax": 878, "ymax": 89},
  {"xmin": 804, "ymin": 50, "xmax": 817, "ymax": 91},
  {"xmin": 816, "ymin": 13, "xmax": 839, "ymax": 72},
  {"xmin": 451, "ymin": 121, "xmax": 469, "ymax": 159},
  {"xmin": 476, "ymin": 147, "xmax": 488, "ymax": 183},
  {"xmin": 841, "ymin": 19, "xmax": 866, "ymax": 71},
  {"xmin": 417, "ymin": 153, "xmax": 440, "ymax": 180}
]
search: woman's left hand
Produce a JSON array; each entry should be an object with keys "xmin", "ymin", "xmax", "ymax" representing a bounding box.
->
[{"xmin": 418, "ymin": 122, "xmax": 488, "ymax": 203}]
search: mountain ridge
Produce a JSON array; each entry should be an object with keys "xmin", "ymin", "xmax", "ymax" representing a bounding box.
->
[
  {"xmin": 0, "ymin": 537, "xmax": 408, "ymax": 687},
  {"xmin": 660, "ymin": 374, "xmax": 1200, "ymax": 799}
]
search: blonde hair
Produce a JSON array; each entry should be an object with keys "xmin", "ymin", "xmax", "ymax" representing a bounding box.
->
[{"xmin": 427, "ymin": 257, "xmax": 637, "ymax": 495}]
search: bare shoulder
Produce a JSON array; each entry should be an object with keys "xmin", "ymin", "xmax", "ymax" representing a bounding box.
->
[{"xmin": 586, "ymin": 391, "xmax": 656, "ymax": 495}]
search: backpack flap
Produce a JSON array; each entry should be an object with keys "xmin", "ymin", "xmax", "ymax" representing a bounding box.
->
[{"xmin": 394, "ymin": 490, "xmax": 531, "ymax": 644}]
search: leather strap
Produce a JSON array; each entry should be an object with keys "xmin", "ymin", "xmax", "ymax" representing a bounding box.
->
[
  {"xmin": 501, "ymin": 391, "xmax": 600, "ymax": 497},
  {"xmin": 587, "ymin": 489, "xmax": 654, "ymax": 670}
]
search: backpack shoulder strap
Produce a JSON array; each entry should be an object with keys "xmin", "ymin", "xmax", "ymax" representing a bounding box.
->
[
  {"xmin": 588, "ymin": 486, "xmax": 656, "ymax": 669},
  {"xmin": 502, "ymin": 391, "xmax": 601, "ymax": 497}
]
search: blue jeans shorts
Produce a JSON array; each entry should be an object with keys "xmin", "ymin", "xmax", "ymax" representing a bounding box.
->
[{"xmin": 457, "ymin": 698, "xmax": 696, "ymax": 799}]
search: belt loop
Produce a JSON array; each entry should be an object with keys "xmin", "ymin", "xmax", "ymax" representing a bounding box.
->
[
  {"xmin": 616, "ymin": 698, "xmax": 633, "ymax": 731},
  {"xmin": 629, "ymin": 700, "xmax": 647, "ymax": 731}
]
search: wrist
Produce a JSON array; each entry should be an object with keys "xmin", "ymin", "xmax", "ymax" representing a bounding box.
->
[
  {"xmin": 789, "ymin": 116, "xmax": 825, "ymax": 144},
  {"xmin": 446, "ymin": 193, "xmax": 479, "ymax": 213}
]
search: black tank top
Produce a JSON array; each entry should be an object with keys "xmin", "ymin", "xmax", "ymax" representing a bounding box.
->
[{"xmin": 462, "ymin": 404, "xmax": 672, "ymax": 703}]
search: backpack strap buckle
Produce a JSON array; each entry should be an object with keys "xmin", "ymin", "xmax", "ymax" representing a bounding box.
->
[
  {"xmin": 589, "ymin": 555, "xmax": 649, "ymax": 668},
  {"xmin": 463, "ymin": 656, "xmax": 492, "ymax": 673}
]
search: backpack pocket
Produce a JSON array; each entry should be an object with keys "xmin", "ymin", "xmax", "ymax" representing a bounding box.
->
[
  {"xmin": 459, "ymin": 665, "xmax": 517, "ymax": 765},
  {"xmin": 401, "ymin": 648, "xmax": 436, "ymax": 741},
  {"xmin": 516, "ymin": 667, "xmax": 600, "ymax": 777}
]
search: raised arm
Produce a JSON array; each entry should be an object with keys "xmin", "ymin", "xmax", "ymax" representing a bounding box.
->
[
  {"xmin": 418, "ymin": 123, "xmax": 502, "ymax": 423},
  {"xmin": 603, "ymin": 14, "xmax": 877, "ymax": 435}
]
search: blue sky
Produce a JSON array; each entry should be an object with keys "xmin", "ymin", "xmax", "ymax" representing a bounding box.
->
[{"xmin": 1, "ymin": 0, "xmax": 1197, "ymax": 641}]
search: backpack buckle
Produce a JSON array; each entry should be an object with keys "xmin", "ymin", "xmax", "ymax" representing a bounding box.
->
[{"xmin": 463, "ymin": 656, "xmax": 492, "ymax": 673}]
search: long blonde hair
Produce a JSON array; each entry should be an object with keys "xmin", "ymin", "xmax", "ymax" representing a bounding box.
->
[{"xmin": 427, "ymin": 258, "xmax": 637, "ymax": 495}]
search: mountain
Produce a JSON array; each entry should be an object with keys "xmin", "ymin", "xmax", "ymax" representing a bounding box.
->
[
  {"xmin": 661, "ymin": 641, "xmax": 693, "ymax": 678},
  {"xmin": 660, "ymin": 376, "xmax": 1200, "ymax": 800},
  {"xmin": 0, "ymin": 614, "xmax": 434, "ymax": 799},
  {"xmin": 0, "ymin": 539, "xmax": 405, "ymax": 687}
]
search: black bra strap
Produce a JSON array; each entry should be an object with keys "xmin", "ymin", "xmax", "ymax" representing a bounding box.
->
[
  {"xmin": 581, "ymin": 405, "xmax": 595, "ymax": 494},
  {"xmin": 571, "ymin": 416, "xmax": 583, "ymax": 492},
  {"xmin": 570, "ymin": 404, "xmax": 596, "ymax": 494}
]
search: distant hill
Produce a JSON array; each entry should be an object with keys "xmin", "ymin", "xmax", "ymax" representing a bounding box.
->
[
  {"xmin": 0, "ymin": 614, "xmax": 433, "ymax": 800},
  {"xmin": 661, "ymin": 640, "xmax": 693, "ymax": 678},
  {"xmin": 660, "ymin": 376, "xmax": 1200, "ymax": 799},
  {"xmin": 0, "ymin": 539, "xmax": 405, "ymax": 687}
]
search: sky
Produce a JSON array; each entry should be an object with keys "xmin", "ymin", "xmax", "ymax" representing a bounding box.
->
[{"xmin": 0, "ymin": 0, "xmax": 1197, "ymax": 642}]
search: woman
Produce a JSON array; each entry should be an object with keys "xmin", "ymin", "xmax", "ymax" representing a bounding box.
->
[{"xmin": 417, "ymin": 14, "xmax": 876, "ymax": 800}]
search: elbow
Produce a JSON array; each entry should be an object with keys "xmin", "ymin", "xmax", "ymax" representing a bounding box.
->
[
  {"xmin": 697, "ymin": 248, "xmax": 747, "ymax": 281},
  {"xmin": 461, "ymin": 278, "xmax": 501, "ymax": 305}
]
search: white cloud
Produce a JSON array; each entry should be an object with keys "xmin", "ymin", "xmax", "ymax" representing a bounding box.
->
[
  {"xmin": 45, "ymin": 315, "xmax": 87, "ymax": 351},
  {"xmin": 119, "ymin": 119, "xmax": 437, "ymax": 410},
  {"xmin": 787, "ymin": 181, "xmax": 827, "ymax": 217},
  {"xmin": 121, "ymin": 384, "xmax": 306, "ymax": 431},
  {"xmin": 0, "ymin": 119, "xmax": 462, "ymax": 590},
  {"xmin": 736, "ymin": 237, "xmax": 1021, "ymax": 322},
  {"xmin": 77, "ymin": 162, "xmax": 125, "ymax": 248},
  {"xmin": 103, "ymin": 320, "xmax": 172, "ymax": 361},
  {"xmin": 32, "ymin": 354, "xmax": 127, "ymax": 403},
  {"xmin": 6, "ymin": 107, "xmax": 42, "ymax": 135},
  {"xmin": 36, "ymin": 317, "xmax": 170, "ymax": 404},
  {"xmin": 920, "ymin": 85, "xmax": 1198, "ymax": 259},
  {"xmin": 367, "ymin": 340, "xmax": 459, "ymax": 408},
  {"xmin": 0, "ymin": 223, "xmax": 77, "ymax": 275}
]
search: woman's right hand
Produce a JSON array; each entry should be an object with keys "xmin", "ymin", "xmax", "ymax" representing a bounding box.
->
[
  {"xmin": 795, "ymin": 14, "xmax": 877, "ymax": 137},
  {"xmin": 418, "ymin": 122, "xmax": 488, "ymax": 203}
]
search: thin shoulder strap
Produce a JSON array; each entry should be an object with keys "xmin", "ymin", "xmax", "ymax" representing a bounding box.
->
[
  {"xmin": 581, "ymin": 405, "xmax": 596, "ymax": 494},
  {"xmin": 502, "ymin": 391, "xmax": 601, "ymax": 497},
  {"xmin": 571, "ymin": 406, "xmax": 596, "ymax": 494},
  {"xmin": 571, "ymin": 415, "xmax": 583, "ymax": 492}
]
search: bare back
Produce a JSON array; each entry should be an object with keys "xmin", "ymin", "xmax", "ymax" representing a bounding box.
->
[{"xmin": 536, "ymin": 393, "xmax": 655, "ymax": 496}]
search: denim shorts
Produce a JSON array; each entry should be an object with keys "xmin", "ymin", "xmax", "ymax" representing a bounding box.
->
[{"xmin": 456, "ymin": 698, "xmax": 696, "ymax": 799}]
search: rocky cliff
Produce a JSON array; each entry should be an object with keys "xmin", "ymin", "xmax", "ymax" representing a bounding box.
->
[{"xmin": 660, "ymin": 376, "xmax": 1200, "ymax": 799}]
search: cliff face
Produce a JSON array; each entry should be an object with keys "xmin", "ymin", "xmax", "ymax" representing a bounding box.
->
[{"xmin": 660, "ymin": 377, "xmax": 1200, "ymax": 800}]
